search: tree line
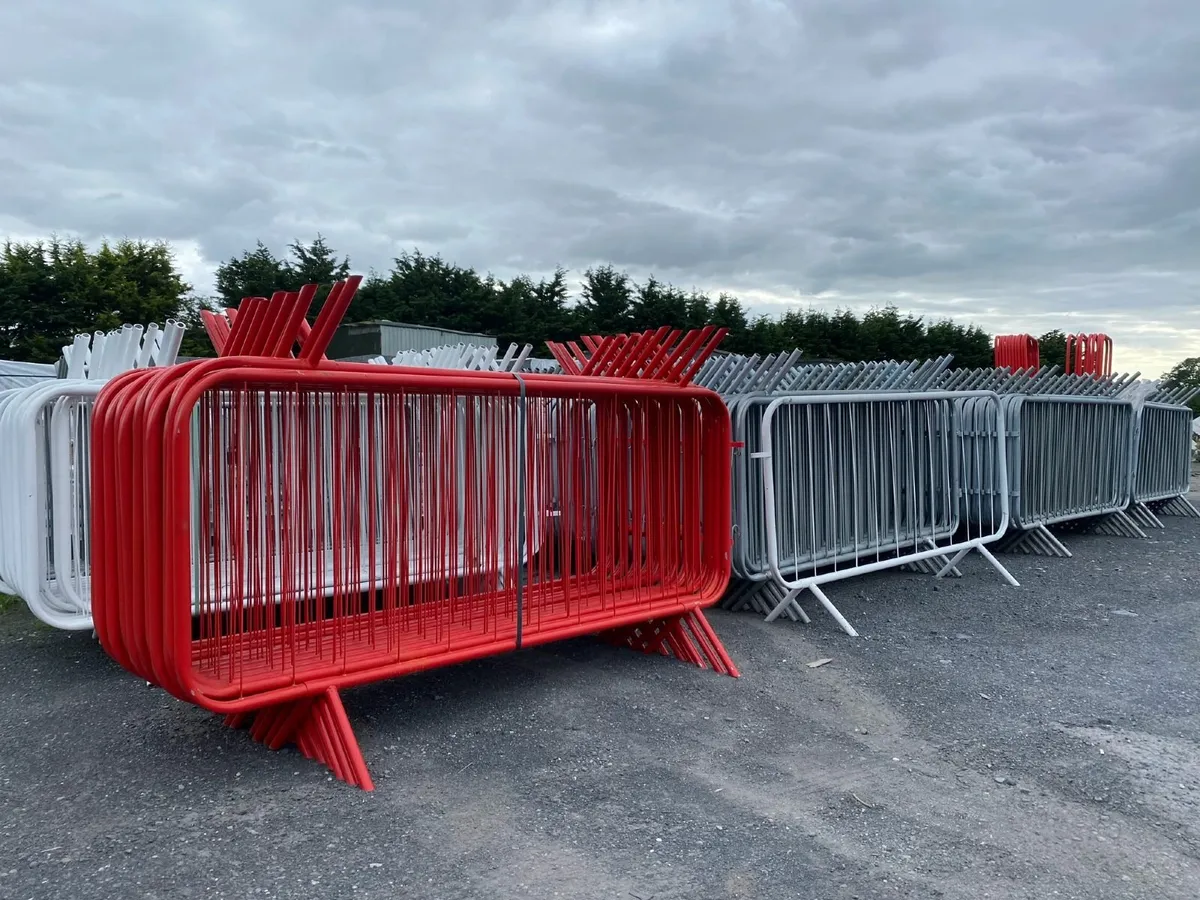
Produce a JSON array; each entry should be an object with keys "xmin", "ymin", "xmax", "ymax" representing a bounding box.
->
[{"xmin": 3, "ymin": 235, "xmax": 1003, "ymax": 368}]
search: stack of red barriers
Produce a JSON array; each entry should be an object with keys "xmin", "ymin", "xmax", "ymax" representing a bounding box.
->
[
  {"xmin": 993, "ymin": 334, "xmax": 1040, "ymax": 371},
  {"xmin": 89, "ymin": 278, "xmax": 737, "ymax": 790},
  {"xmin": 1065, "ymin": 333, "xmax": 1113, "ymax": 377}
]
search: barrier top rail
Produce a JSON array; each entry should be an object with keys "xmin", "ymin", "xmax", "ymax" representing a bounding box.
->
[
  {"xmin": 199, "ymin": 277, "xmax": 362, "ymax": 362},
  {"xmin": 935, "ymin": 365, "xmax": 1141, "ymax": 397},
  {"xmin": 546, "ymin": 326, "xmax": 727, "ymax": 386},
  {"xmin": 693, "ymin": 350, "xmax": 806, "ymax": 396}
]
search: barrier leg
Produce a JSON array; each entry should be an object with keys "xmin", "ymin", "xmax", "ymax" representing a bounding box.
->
[
  {"xmin": 907, "ymin": 540, "xmax": 962, "ymax": 578},
  {"xmin": 600, "ymin": 610, "xmax": 740, "ymax": 677},
  {"xmin": 1000, "ymin": 524, "xmax": 1071, "ymax": 558},
  {"xmin": 809, "ymin": 585, "xmax": 859, "ymax": 637},
  {"xmin": 763, "ymin": 586, "xmax": 802, "ymax": 624},
  {"xmin": 1128, "ymin": 502, "xmax": 1164, "ymax": 529},
  {"xmin": 934, "ymin": 547, "xmax": 971, "ymax": 579},
  {"xmin": 224, "ymin": 687, "xmax": 375, "ymax": 791},
  {"xmin": 1083, "ymin": 510, "xmax": 1147, "ymax": 539},
  {"xmin": 764, "ymin": 585, "xmax": 859, "ymax": 637},
  {"xmin": 730, "ymin": 581, "xmax": 809, "ymax": 623},
  {"xmin": 761, "ymin": 582, "xmax": 810, "ymax": 623},
  {"xmin": 1157, "ymin": 496, "xmax": 1200, "ymax": 518},
  {"xmin": 974, "ymin": 544, "xmax": 1021, "ymax": 587}
]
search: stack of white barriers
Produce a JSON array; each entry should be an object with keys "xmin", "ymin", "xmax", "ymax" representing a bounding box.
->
[{"xmin": 0, "ymin": 323, "xmax": 185, "ymax": 628}]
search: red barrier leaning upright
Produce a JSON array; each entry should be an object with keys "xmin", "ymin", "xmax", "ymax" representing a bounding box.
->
[
  {"xmin": 91, "ymin": 283, "xmax": 736, "ymax": 790},
  {"xmin": 1065, "ymin": 333, "xmax": 1113, "ymax": 377},
  {"xmin": 993, "ymin": 334, "xmax": 1039, "ymax": 370}
]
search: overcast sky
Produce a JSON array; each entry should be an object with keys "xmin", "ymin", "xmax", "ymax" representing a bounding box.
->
[{"xmin": 2, "ymin": 1, "xmax": 1198, "ymax": 375}]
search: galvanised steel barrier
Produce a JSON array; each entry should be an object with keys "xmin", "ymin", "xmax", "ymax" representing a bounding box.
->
[
  {"xmin": 693, "ymin": 352, "xmax": 1016, "ymax": 633},
  {"xmin": 752, "ymin": 391, "xmax": 1015, "ymax": 635},
  {"xmin": 1125, "ymin": 382, "xmax": 1200, "ymax": 526},
  {"xmin": 980, "ymin": 394, "xmax": 1140, "ymax": 556}
]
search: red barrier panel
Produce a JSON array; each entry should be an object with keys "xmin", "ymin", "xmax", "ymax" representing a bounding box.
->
[
  {"xmin": 91, "ymin": 282, "xmax": 736, "ymax": 789},
  {"xmin": 1065, "ymin": 333, "xmax": 1113, "ymax": 377},
  {"xmin": 994, "ymin": 334, "xmax": 1039, "ymax": 370}
]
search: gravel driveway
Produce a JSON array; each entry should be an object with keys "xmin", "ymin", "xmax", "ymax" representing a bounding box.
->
[{"xmin": 2, "ymin": 500, "xmax": 1198, "ymax": 899}]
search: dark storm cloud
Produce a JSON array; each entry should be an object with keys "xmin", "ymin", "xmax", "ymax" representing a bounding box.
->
[{"xmin": 1, "ymin": 0, "xmax": 1199, "ymax": 373}]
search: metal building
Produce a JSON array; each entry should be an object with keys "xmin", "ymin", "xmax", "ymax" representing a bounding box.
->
[
  {"xmin": 0, "ymin": 359, "xmax": 56, "ymax": 390},
  {"xmin": 325, "ymin": 322, "xmax": 498, "ymax": 362}
]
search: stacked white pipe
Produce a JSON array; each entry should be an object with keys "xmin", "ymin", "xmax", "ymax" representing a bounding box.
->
[
  {"xmin": 369, "ymin": 342, "xmax": 533, "ymax": 373},
  {"xmin": 0, "ymin": 321, "xmax": 185, "ymax": 629}
]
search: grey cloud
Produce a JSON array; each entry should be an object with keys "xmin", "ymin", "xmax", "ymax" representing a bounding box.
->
[{"xmin": 0, "ymin": 0, "xmax": 1199, "ymax": 374}]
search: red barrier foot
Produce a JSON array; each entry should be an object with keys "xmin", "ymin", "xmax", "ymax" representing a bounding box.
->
[
  {"xmin": 223, "ymin": 687, "xmax": 375, "ymax": 790},
  {"xmin": 600, "ymin": 609, "xmax": 740, "ymax": 677}
]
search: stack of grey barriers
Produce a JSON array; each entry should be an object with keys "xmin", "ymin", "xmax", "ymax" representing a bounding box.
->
[
  {"xmin": 1125, "ymin": 382, "xmax": 1200, "ymax": 528},
  {"xmin": 930, "ymin": 365, "xmax": 1197, "ymax": 557},
  {"xmin": 706, "ymin": 351, "xmax": 1197, "ymax": 637},
  {"xmin": 699, "ymin": 353, "xmax": 1019, "ymax": 636}
]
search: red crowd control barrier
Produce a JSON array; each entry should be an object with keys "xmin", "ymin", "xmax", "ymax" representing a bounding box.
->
[
  {"xmin": 1065, "ymin": 333, "xmax": 1113, "ymax": 377},
  {"xmin": 91, "ymin": 282, "xmax": 736, "ymax": 789},
  {"xmin": 994, "ymin": 334, "xmax": 1039, "ymax": 370}
]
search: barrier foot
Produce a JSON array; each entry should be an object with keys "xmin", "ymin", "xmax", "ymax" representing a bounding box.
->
[
  {"xmin": 764, "ymin": 585, "xmax": 858, "ymax": 637},
  {"xmin": 1000, "ymin": 525, "xmax": 1071, "ymax": 558},
  {"xmin": 727, "ymin": 581, "xmax": 808, "ymax": 623},
  {"xmin": 1128, "ymin": 502, "xmax": 1165, "ymax": 529},
  {"xmin": 934, "ymin": 547, "xmax": 971, "ymax": 579},
  {"xmin": 1156, "ymin": 495, "xmax": 1200, "ymax": 518},
  {"xmin": 908, "ymin": 540, "xmax": 963, "ymax": 578},
  {"xmin": 762, "ymin": 582, "xmax": 810, "ymax": 623},
  {"xmin": 975, "ymin": 545, "xmax": 1020, "ymax": 587},
  {"xmin": 601, "ymin": 610, "xmax": 740, "ymax": 677},
  {"xmin": 1081, "ymin": 509, "xmax": 1147, "ymax": 539},
  {"xmin": 223, "ymin": 687, "xmax": 375, "ymax": 791}
]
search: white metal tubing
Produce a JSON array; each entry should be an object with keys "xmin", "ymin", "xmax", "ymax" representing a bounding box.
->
[
  {"xmin": 0, "ymin": 321, "xmax": 187, "ymax": 628},
  {"xmin": 65, "ymin": 334, "xmax": 91, "ymax": 379},
  {"xmin": 0, "ymin": 381, "xmax": 99, "ymax": 628},
  {"xmin": 156, "ymin": 320, "xmax": 185, "ymax": 366},
  {"xmin": 136, "ymin": 323, "xmax": 160, "ymax": 368}
]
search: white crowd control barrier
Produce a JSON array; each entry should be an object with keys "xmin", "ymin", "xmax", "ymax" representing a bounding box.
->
[{"xmin": 0, "ymin": 322, "xmax": 184, "ymax": 628}]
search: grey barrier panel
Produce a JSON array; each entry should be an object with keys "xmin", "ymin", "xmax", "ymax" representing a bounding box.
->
[
  {"xmin": 1132, "ymin": 402, "xmax": 1192, "ymax": 504},
  {"xmin": 750, "ymin": 391, "xmax": 1016, "ymax": 635}
]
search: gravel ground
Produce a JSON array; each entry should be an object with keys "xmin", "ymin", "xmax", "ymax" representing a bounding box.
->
[{"xmin": 2, "ymin": 498, "xmax": 1199, "ymax": 900}]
